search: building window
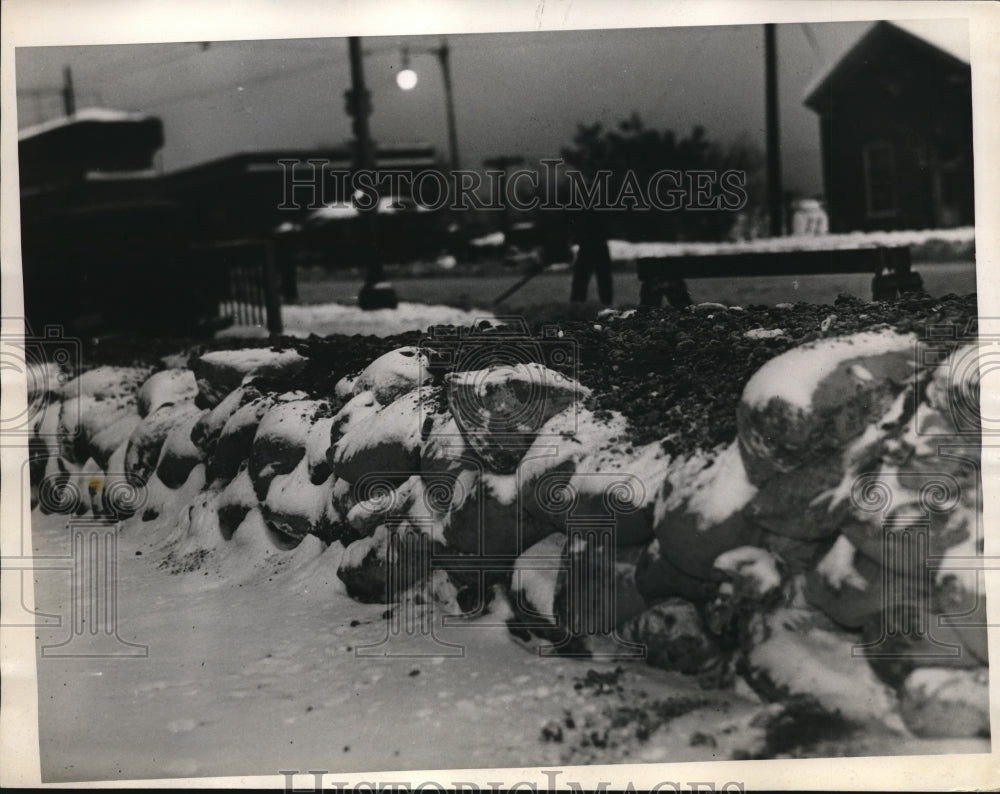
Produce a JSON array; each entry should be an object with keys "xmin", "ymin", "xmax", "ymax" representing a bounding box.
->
[{"xmin": 863, "ymin": 141, "xmax": 898, "ymax": 218}]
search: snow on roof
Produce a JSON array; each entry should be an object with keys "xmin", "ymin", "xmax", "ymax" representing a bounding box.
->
[
  {"xmin": 18, "ymin": 107, "xmax": 156, "ymax": 141},
  {"xmin": 802, "ymin": 19, "xmax": 970, "ymax": 104}
]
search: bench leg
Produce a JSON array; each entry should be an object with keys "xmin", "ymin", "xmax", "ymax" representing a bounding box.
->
[
  {"xmin": 664, "ymin": 278, "xmax": 693, "ymax": 309},
  {"xmin": 639, "ymin": 280, "xmax": 663, "ymax": 307}
]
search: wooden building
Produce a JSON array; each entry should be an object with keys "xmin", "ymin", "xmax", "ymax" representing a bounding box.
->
[{"xmin": 803, "ymin": 21, "xmax": 974, "ymax": 232}]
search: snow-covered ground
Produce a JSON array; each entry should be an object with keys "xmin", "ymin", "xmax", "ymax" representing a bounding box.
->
[
  {"xmin": 217, "ymin": 302, "xmax": 494, "ymax": 339},
  {"xmin": 28, "ymin": 502, "xmax": 984, "ymax": 784}
]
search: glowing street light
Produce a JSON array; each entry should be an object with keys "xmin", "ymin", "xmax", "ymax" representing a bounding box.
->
[{"xmin": 396, "ymin": 48, "xmax": 418, "ymax": 90}]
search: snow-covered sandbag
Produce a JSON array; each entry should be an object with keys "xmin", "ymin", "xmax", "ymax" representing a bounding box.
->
[
  {"xmin": 634, "ymin": 537, "xmax": 720, "ymax": 603},
  {"xmin": 652, "ymin": 442, "xmax": 761, "ymax": 581},
  {"xmin": 36, "ymin": 456, "xmax": 90, "ymax": 516},
  {"xmin": 737, "ymin": 330, "xmax": 916, "ymax": 485},
  {"xmin": 935, "ymin": 535, "xmax": 988, "ymax": 665},
  {"xmin": 520, "ymin": 408, "xmax": 666, "ymax": 547},
  {"xmin": 618, "ymin": 598, "xmax": 720, "ymax": 675},
  {"xmin": 713, "ymin": 546, "xmax": 784, "ymax": 603},
  {"xmin": 87, "ymin": 410, "xmax": 142, "ymax": 471},
  {"xmin": 443, "ymin": 467, "xmax": 554, "ymax": 556},
  {"xmin": 346, "ymin": 475, "xmax": 424, "ymax": 538},
  {"xmin": 445, "ymin": 363, "xmax": 591, "ymax": 473},
  {"xmin": 59, "ymin": 394, "xmax": 137, "ymax": 466},
  {"xmin": 898, "ymin": 667, "xmax": 989, "ymax": 738},
  {"xmin": 507, "ymin": 533, "xmax": 649, "ymax": 654},
  {"xmin": 155, "ymin": 408, "xmax": 208, "ymax": 488},
  {"xmin": 262, "ymin": 457, "xmax": 337, "ymax": 542},
  {"xmin": 193, "ymin": 347, "xmax": 307, "ymax": 406},
  {"xmin": 97, "ymin": 442, "xmax": 149, "ymax": 520},
  {"xmin": 248, "ymin": 399, "xmax": 333, "ymax": 500},
  {"xmin": 839, "ymin": 462, "xmax": 971, "ymax": 577},
  {"xmin": 419, "ymin": 410, "xmax": 471, "ymax": 474},
  {"xmin": 327, "ymin": 390, "xmax": 380, "ymax": 447},
  {"xmin": 59, "ymin": 365, "xmax": 152, "ymax": 402},
  {"xmin": 803, "ymin": 535, "xmax": 885, "ymax": 629},
  {"xmin": 305, "ymin": 415, "xmax": 335, "ymax": 483},
  {"xmin": 759, "ymin": 529, "xmax": 832, "ymax": 574},
  {"xmin": 124, "ymin": 402, "xmax": 202, "ymax": 483},
  {"xmin": 350, "ymin": 346, "xmax": 433, "ymax": 404},
  {"xmin": 741, "ymin": 606, "xmax": 905, "ymax": 731},
  {"xmin": 191, "ymin": 384, "xmax": 264, "ymax": 456},
  {"xmin": 216, "ymin": 463, "xmax": 257, "ymax": 539},
  {"xmin": 208, "ymin": 394, "xmax": 277, "ymax": 482},
  {"xmin": 136, "ymin": 368, "xmax": 198, "ymax": 417},
  {"xmin": 331, "ymin": 387, "xmax": 433, "ymax": 484},
  {"xmin": 924, "ymin": 343, "xmax": 981, "ymax": 434},
  {"xmin": 336, "ymin": 524, "xmax": 428, "ymax": 603}
]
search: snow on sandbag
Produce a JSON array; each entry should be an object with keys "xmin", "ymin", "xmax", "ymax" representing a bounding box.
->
[
  {"xmin": 136, "ymin": 368, "xmax": 198, "ymax": 417},
  {"xmin": 216, "ymin": 462, "xmax": 258, "ymax": 539},
  {"xmin": 59, "ymin": 394, "xmax": 138, "ymax": 466},
  {"xmin": 713, "ymin": 546, "xmax": 785, "ymax": 603},
  {"xmin": 328, "ymin": 390, "xmax": 380, "ymax": 445},
  {"xmin": 445, "ymin": 362, "xmax": 591, "ymax": 473},
  {"xmin": 924, "ymin": 342, "xmax": 981, "ymax": 434},
  {"xmin": 420, "ymin": 410, "xmax": 471, "ymax": 474},
  {"xmin": 305, "ymin": 414, "xmax": 335, "ymax": 483},
  {"xmin": 124, "ymin": 402, "xmax": 203, "ymax": 483},
  {"xmin": 740, "ymin": 606, "xmax": 906, "ymax": 731},
  {"xmin": 86, "ymin": 409, "xmax": 142, "ymax": 471},
  {"xmin": 248, "ymin": 399, "xmax": 333, "ymax": 500},
  {"xmin": 155, "ymin": 408, "xmax": 208, "ymax": 488},
  {"xmin": 507, "ymin": 533, "xmax": 650, "ymax": 655},
  {"xmin": 737, "ymin": 329, "xmax": 916, "ymax": 485},
  {"xmin": 618, "ymin": 598, "xmax": 721, "ymax": 675},
  {"xmin": 191, "ymin": 384, "xmax": 265, "ymax": 456},
  {"xmin": 838, "ymin": 461, "xmax": 972, "ymax": 577},
  {"xmin": 803, "ymin": 535, "xmax": 886, "ymax": 629},
  {"xmin": 520, "ymin": 408, "xmax": 667, "ymax": 547},
  {"xmin": 336, "ymin": 523, "xmax": 429, "ymax": 604},
  {"xmin": 208, "ymin": 393, "xmax": 280, "ymax": 482},
  {"xmin": 192, "ymin": 347, "xmax": 307, "ymax": 407},
  {"xmin": 898, "ymin": 667, "xmax": 989, "ymax": 738},
  {"xmin": 652, "ymin": 442, "xmax": 761, "ymax": 581},
  {"xmin": 95, "ymin": 441, "xmax": 147, "ymax": 520},
  {"xmin": 350, "ymin": 346, "xmax": 433, "ymax": 404},
  {"xmin": 331, "ymin": 387, "xmax": 434, "ymax": 484},
  {"xmin": 330, "ymin": 477, "xmax": 356, "ymax": 521},
  {"xmin": 346, "ymin": 475, "xmax": 424, "ymax": 538},
  {"xmin": 37, "ymin": 456, "xmax": 92, "ymax": 516},
  {"xmin": 443, "ymin": 467, "xmax": 555, "ymax": 556},
  {"xmin": 59, "ymin": 365, "xmax": 152, "ymax": 402},
  {"xmin": 703, "ymin": 546, "xmax": 785, "ymax": 639},
  {"xmin": 934, "ymin": 534, "xmax": 988, "ymax": 665},
  {"xmin": 262, "ymin": 457, "xmax": 338, "ymax": 542}
]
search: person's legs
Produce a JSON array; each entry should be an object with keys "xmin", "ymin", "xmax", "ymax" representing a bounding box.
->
[
  {"xmin": 571, "ymin": 251, "xmax": 594, "ymax": 302},
  {"xmin": 595, "ymin": 250, "xmax": 613, "ymax": 306}
]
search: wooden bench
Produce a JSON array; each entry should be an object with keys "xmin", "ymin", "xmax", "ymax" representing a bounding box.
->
[{"xmin": 636, "ymin": 245, "xmax": 920, "ymax": 308}]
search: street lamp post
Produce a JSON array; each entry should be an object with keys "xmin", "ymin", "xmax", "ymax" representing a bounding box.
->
[
  {"xmin": 395, "ymin": 38, "xmax": 461, "ymax": 173},
  {"xmin": 347, "ymin": 36, "xmax": 398, "ymax": 309}
]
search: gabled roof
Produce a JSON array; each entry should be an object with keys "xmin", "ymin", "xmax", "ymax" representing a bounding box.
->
[{"xmin": 803, "ymin": 20, "xmax": 971, "ymax": 111}]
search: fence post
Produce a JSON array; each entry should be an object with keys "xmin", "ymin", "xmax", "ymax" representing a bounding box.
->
[{"xmin": 263, "ymin": 239, "xmax": 283, "ymax": 337}]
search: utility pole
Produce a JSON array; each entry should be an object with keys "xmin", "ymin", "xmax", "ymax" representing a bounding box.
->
[
  {"xmin": 346, "ymin": 36, "xmax": 397, "ymax": 309},
  {"xmin": 62, "ymin": 65, "xmax": 76, "ymax": 116},
  {"xmin": 765, "ymin": 24, "xmax": 783, "ymax": 237},
  {"xmin": 435, "ymin": 40, "xmax": 460, "ymax": 173}
]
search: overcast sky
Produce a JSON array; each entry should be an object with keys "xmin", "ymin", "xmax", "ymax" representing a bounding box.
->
[{"xmin": 14, "ymin": 18, "xmax": 970, "ymax": 197}]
